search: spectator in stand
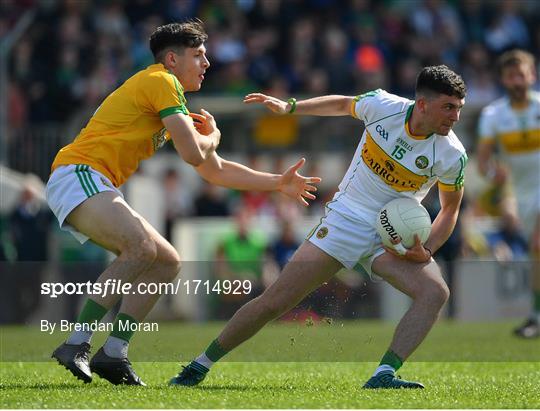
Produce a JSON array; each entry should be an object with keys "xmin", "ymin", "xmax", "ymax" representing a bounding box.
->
[
  {"xmin": 162, "ymin": 168, "xmax": 193, "ymax": 241},
  {"xmin": 194, "ymin": 181, "xmax": 230, "ymax": 217},
  {"xmin": 487, "ymin": 213, "xmax": 529, "ymax": 263},
  {"xmin": 5, "ymin": 0, "xmax": 540, "ymax": 126},
  {"xmin": 240, "ymin": 155, "xmax": 276, "ymax": 217},
  {"xmin": 460, "ymin": 43, "xmax": 499, "ymax": 106},
  {"xmin": 269, "ymin": 219, "xmax": 300, "ymax": 271},
  {"xmin": 484, "ymin": 1, "xmax": 530, "ymax": 53},
  {"xmin": 213, "ymin": 208, "xmax": 268, "ymax": 319},
  {"xmin": 8, "ymin": 183, "xmax": 52, "ymax": 322}
]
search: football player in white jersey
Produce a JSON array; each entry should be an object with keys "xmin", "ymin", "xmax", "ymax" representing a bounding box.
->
[
  {"xmin": 170, "ymin": 66, "xmax": 467, "ymax": 389},
  {"xmin": 477, "ymin": 50, "xmax": 540, "ymax": 339}
]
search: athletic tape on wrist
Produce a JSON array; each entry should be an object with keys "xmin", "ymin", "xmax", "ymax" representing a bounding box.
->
[{"xmin": 393, "ymin": 242, "xmax": 408, "ymax": 255}]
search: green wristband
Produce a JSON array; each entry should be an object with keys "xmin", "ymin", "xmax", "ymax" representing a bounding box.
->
[{"xmin": 287, "ymin": 97, "xmax": 297, "ymax": 114}]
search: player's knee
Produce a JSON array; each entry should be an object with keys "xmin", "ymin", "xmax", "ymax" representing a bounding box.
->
[
  {"xmin": 439, "ymin": 281, "xmax": 450, "ymax": 305},
  {"xmin": 431, "ymin": 280, "xmax": 450, "ymax": 307},
  {"xmin": 170, "ymin": 257, "xmax": 182, "ymax": 279},
  {"xmin": 117, "ymin": 227, "xmax": 158, "ymax": 262},
  {"xmin": 129, "ymin": 236, "xmax": 158, "ymax": 264},
  {"xmin": 418, "ymin": 278, "xmax": 449, "ymax": 308},
  {"xmin": 162, "ymin": 248, "xmax": 182, "ymax": 281},
  {"xmin": 152, "ymin": 245, "xmax": 181, "ymax": 282}
]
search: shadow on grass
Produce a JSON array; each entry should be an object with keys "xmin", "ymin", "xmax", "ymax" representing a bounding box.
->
[
  {"xmin": 1, "ymin": 382, "xmax": 88, "ymax": 389},
  {"xmin": 193, "ymin": 383, "xmax": 297, "ymax": 392},
  {"xmin": 1, "ymin": 380, "xmax": 299, "ymax": 392},
  {"xmin": 1, "ymin": 381, "xmax": 177, "ymax": 391}
]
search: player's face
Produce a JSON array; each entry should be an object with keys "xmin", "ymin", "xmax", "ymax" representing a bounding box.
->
[
  {"xmin": 424, "ymin": 94, "xmax": 464, "ymax": 136},
  {"xmin": 170, "ymin": 45, "xmax": 210, "ymax": 92},
  {"xmin": 501, "ymin": 63, "xmax": 536, "ymax": 102}
]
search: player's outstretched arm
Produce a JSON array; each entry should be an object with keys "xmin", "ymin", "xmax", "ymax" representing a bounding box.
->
[
  {"xmin": 195, "ymin": 153, "xmax": 321, "ymax": 206},
  {"xmin": 476, "ymin": 140, "xmax": 507, "ymax": 184},
  {"xmin": 162, "ymin": 110, "xmax": 221, "ymax": 166},
  {"xmin": 244, "ymin": 93, "xmax": 355, "ymax": 117}
]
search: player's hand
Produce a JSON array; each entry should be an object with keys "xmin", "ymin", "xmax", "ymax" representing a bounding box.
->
[
  {"xmin": 244, "ymin": 93, "xmax": 289, "ymax": 114},
  {"xmin": 384, "ymin": 235, "xmax": 432, "ymax": 263},
  {"xmin": 492, "ymin": 164, "xmax": 508, "ymax": 185},
  {"xmin": 277, "ymin": 158, "xmax": 322, "ymax": 206},
  {"xmin": 190, "ymin": 109, "xmax": 220, "ymax": 137}
]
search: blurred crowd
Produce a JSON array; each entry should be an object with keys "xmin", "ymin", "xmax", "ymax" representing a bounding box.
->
[
  {"xmin": 3, "ymin": 0, "xmax": 540, "ymax": 128},
  {"xmin": 160, "ymin": 156, "xmax": 330, "ymax": 226}
]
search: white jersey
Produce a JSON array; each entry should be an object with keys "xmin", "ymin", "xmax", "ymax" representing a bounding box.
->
[
  {"xmin": 328, "ymin": 89, "xmax": 467, "ymax": 225},
  {"xmin": 478, "ymin": 91, "xmax": 540, "ymax": 223}
]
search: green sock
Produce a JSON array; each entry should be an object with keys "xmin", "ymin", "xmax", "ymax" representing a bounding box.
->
[
  {"xmin": 66, "ymin": 299, "xmax": 108, "ymax": 345},
  {"xmin": 76, "ymin": 298, "xmax": 108, "ymax": 324},
  {"xmin": 379, "ymin": 349, "xmax": 403, "ymax": 371},
  {"xmin": 204, "ymin": 339, "xmax": 229, "ymax": 362},
  {"xmin": 110, "ymin": 313, "xmax": 138, "ymax": 342},
  {"xmin": 534, "ymin": 291, "xmax": 540, "ymax": 313}
]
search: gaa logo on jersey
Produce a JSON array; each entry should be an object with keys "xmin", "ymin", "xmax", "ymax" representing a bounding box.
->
[
  {"xmin": 376, "ymin": 124, "xmax": 389, "ymax": 140},
  {"xmin": 316, "ymin": 227, "xmax": 328, "ymax": 239},
  {"xmin": 152, "ymin": 128, "xmax": 168, "ymax": 151},
  {"xmin": 415, "ymin": 155, "xmax": 429, "ymax": 169}
]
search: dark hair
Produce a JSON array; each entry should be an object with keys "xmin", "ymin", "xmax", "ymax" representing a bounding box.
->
[
  {"xmin": 497, "ymin": 49, "xmax": 535, "ymax": 74},
  {"xmin": 149, "ymin": 20, "xmax": 208, "ymax": 62},
  {"xmin": 415, "ymin": 65, "xmax": 466, "ymax": 99}
]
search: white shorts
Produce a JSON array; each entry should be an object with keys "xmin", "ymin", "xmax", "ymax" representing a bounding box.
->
[
  {"xmin": 306, "ymin": 200, "xmax": 385, "ymax": 280},
  {"xmin": 516, "ymin": 187, "xmax": 540, "ymax": 239},
  {"xmin": 46, "ymin": 164, "xmax": 123, "ymax": 243}
]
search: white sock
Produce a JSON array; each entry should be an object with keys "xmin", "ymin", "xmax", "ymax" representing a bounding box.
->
[
  {"xmin": 66, "ymin": 330, "xmax": 92, "ymax": 345},
  {"xmin": 103, "ymin": 336, "xmax": 129, "ymax": 359},
  {"xmin": 194, "ymin": 353, "xmax": 214, "ymax": 370},
  {"xmin": 373, "ymin": 364, "xmax": 395, "ymax": 377}
]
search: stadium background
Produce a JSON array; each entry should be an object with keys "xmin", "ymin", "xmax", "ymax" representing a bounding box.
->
[{"xmin": 1, "ymin": 0, "xmax": 539, "ymax": 327}]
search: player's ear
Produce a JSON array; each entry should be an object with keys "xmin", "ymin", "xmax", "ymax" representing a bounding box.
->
[
  {"xmin": 163, "ymin": 50, "xmax": 179, "ymax": 68},
  {"xmin": 416, "ymin": 96, "xmax": 427, "ymax": 113},
  {"xmin": 166, "ymin": 51, "xmax": 176, "ymax": 66}
]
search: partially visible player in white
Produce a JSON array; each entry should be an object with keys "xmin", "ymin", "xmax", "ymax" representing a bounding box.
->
[
  {"xmin": 170, "ymin": 65, "xmax": 467, "ymax": 389},
  {"xmin": 477, "ymin": 49, "xmax": 540, "ymax": 338}
]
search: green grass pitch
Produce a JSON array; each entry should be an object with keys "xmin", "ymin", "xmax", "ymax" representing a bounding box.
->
[{"xmin": 1, "ymin": 321, "xmax": 539, "ymax": 408}]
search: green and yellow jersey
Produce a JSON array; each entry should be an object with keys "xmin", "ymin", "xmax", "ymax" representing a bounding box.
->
[
  {"xmin": 52, "ymin": 63, "xmax": 188, "ymax": 187},
  {"xmin": 329, "ymin": 89, "xmax": 467, "ymax": 223},
  {"xmin": 478, "ymin": 91, "xmax": 540, "ymax": 196},
  {"xmin": 478, "ymin": 91, "xmax": 540, "ymax": 230}
]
